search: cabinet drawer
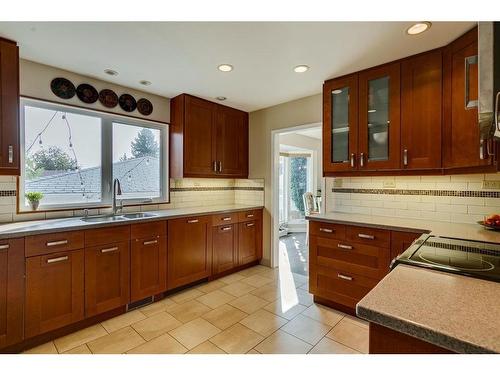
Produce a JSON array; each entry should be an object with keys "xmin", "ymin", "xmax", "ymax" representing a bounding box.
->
[
  {"xmin": 346, "ymin": 225, "xmax": 390, "ymax": 248},
  {"xmin": 26, "ymin": 231, "xmax": 84, "ymax": 257},
  {"xmin": 309, "ymin": 221, "xmax": 346, "ymax": 240},
  {"xmin": 238, "ymin": 209, "xmax": 261, "ymax": 223},
  {"xmin": 85, "ymin": 225, "xmax": 130, "ymax": 247},
  {"xmin": 130, "ymin": 221, "xmax": 166, "ymax": 240},
  {"xmin": 212, "ymin": 212, "xmax": 238, "ymax": 226}
]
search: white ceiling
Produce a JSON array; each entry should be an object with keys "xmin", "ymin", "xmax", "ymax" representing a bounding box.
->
[
  {"xmin": 294, "ymin": 127, "xmax": 322, "ymax": 140},
  {"xmin": 0, "ymin": 22, "xmax": 475, "ymax": 112}
]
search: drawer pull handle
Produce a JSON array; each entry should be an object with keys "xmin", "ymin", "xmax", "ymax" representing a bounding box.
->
[
  {"xmin": 46, "ymin": 240, "xmax": 69, "ymax": 247},
  {"xmin": 337, "ymin": 273, "xmax": 353, "ymax": 281},
  {"xmin": 222, "ymin": 217, "xmax": 232, "ymax": 221},
  {"xmin": 337, "ymin": 244, "xmax": 352, "ymax": 250},
  {"xmin": 187, "ymin": 219, "xmax": 199, "ymax": 224},
  {"xmin": 47, "ymin": 256, "xmax": 69, "ymax": 264},
  {"xmin": 101, "ymin": 246, "xmax": 119, "ymax": 253},
  {"xmin": 358, "ymin": 233, "xmax": 375, "ymax": 240},
  {"xmin": 0, "ymin": 244, "xmax": 10, "ymax": 250},
  {"xmin": 246, "ymin": 223, "xmax": 255, "ymax": 227},
  {"xmin": 319, "ymin": 228, "xmax": 333, "ymax": 233},
  {"xmin": 221, "ymin": 226, "xmax": 232, "ymax": 231},
  {"xmin": 246, "ymin": 214, "xmax": 254, "ymax": 218},
  {"xmin": 143, "ymin": 240, "xmax": 158, "ymax": 245}
]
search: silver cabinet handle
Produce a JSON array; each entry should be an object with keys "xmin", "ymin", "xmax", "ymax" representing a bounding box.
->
[
  {"xmin": 221, "ymin": 226, "xmax": 232, "ymax": 231},
  {"xmin": 187, "ymin": 219, "xmax": 199, "ymax": 224},
  {"xmin": 218, "ymin": 161, "xmax": 222, "ymax": 173},
  {"xmin": 319, "ymin": 228, "xmax": 333, "ymax": 233},
  {"xmin": 358, "ymin": 233, "xmax": 375, "ymax": 240},
  {"xmin": 143, "ymin": 239, "xmax": 158, "ymax": 245},
  {"xmin": 222, "ymin": 217, "xmax": 232, "ymax": 221},
  {"xmin": 46, "ymin": 240, "xmax": 68, "ymax": 247},
  {"xmin": 101, "ymin": 246, "xmax": 119, "ymax": 253},
  {"xmin": 480, "ymin": 139, "xmax": 486, "ymax": 160},
  {"xmin": 213, "ymin": 161, "xmax": 217, "ymax": 172},
  {"xmin": 350, "ymin": 153, "xmax": 355, "ymax": 168},
  {"xmin": 47, "ymin": 256, "xmax": 69, "ymax": 264},
  {"xmin": 465, "ymin": 55, "xmax": 479, "ymax": 109},
  {"xmin": 495, "ymin": 91, "xmax": 500, "ymax": 132},
  {"xmin": 246, "ymin": 223, "xmax": 255, "ymax": 227},
  {"xmin": 359, "ymin": 153, "xmax": 364, "ymax": 168},
  {"xmin": 246, "ymin": 214, "xmax": 254, "ymax": 218},
  {"xmin": 0, "ymin": 244, "xmax": 9, "ymax": 250},
  {"xmin": 403, "ymin": 148, "xmax": 408, "ymax": 166},
  {"xmin": 337, "ymin": 244, "xmax": 353, "ymax": 250},
  {"xmin": 8, "ymin": 145, "xmax": 13, "ymax": 164},
  {"xmin": 337, "ymin": 273, "xmax": 353, "ymax": 281}
]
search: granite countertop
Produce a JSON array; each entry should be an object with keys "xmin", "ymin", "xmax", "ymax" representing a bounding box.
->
[
  {"xmin": 0, "ymin": 204, "xmax": 264, "ymax": 239},
  {"xmin": 356, "ymin": 264, "xmax": 500, "ymax": 353},
  {"xmin": 306, "ymin": 211, "xmax": 500, "ymax": 243}
]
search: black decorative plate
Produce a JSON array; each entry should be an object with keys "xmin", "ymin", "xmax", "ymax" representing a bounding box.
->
[
  {"xmin": 119, "ymin": 94, "xmax": 137, "ymax": 112},
  {"xmin": 50, "ymin": 78, "xmax": 76, "ymax": 99},
  {"xmin": 477, "ymin": 221, "xmax": 500, "ymax": 231},
  {"xmin": 137, "ymin": 98, "xmax": 153, "ymax": 116},
  {"xmin": 99, "ymin": 89, "xmax": 118, "ymax": 108},
  {"xmin": 76, "ymin": 83, "xmax": 99, "ymax": 104}
]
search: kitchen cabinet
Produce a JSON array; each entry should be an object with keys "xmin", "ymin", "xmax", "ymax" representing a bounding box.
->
[
  {"xmin": 401, "ymin": 49, "xmax": 443, "ymax": 170},
  {"xmin": 170, "ymin": 94, "xmax": 249, "ymax": 178},
  {"xmin": 25, "ymin": 249, "xmax": 84, "ymax": 338},
  {"xmin": 0, "ymin": 238, "xmax": 24, "ymax": 349},
  {"xmin": 0, "ymin": 37, "xmax": 20, "ymax": 175},
  {"xmin": 212, "ymin": 224, "xmax": 237, "ymax": 274},
  {"xmin": 85, "ymin": 241, "xmax": 130, "ymax": 317},
  {"xmin": 167, "ymin": 215, "xmax": 212, "ymax": 289},
  {"xmin": 130, "ymin": 221, "xmax": 167, "ymax": 302},
  {"xmin": 390, "ymin": 231, "xmax": 422, "ymax": 262},
  {"xmin": 238, "ymin": 221, "xmax": 259, "ymax": 266}
]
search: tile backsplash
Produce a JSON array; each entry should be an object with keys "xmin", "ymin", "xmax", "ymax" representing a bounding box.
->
[
  {"xmin": 0, "ymin": 176, "xmax": 264, "ymax": 223},
  {"xmin": 325, "ymin": 173, "xmax": 500, "ymax": 224}
]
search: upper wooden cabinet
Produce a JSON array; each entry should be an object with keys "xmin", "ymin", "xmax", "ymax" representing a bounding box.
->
[
  {"xmin": 170, "ymin": 94, "xmax": 249, "ymax": 178},
  {"xmin": 0, "ymin": 38, "xmax": 20, "ymax": 175}
]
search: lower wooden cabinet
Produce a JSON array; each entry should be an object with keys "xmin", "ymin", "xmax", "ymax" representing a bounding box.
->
[
  {"xmin": 0, "ymin": 238, "xmax": 24, "ymax": 349},
  {"xmin": 25, "ymin": 249, "xmax": 84, "ymax": 338},
  {"xmin": 85, "ymin": 242, "xmax": 130, "ymax": 317},
  {"xmin": 212, "ymin": 224, "xmax": 237, "ymax": 274},
  {"xmin": 238, "ymin": 221, "xmax": 258, "ymax": 265}
]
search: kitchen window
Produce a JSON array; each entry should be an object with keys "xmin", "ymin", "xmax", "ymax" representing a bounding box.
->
[{"xmin": 19, "ymin": 98, "xmax": 168, "ymax": 211}]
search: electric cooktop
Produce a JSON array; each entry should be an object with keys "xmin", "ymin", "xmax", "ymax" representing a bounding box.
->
[{"xmin": 391, "ymin": 234, "xmax": 500, "ymax": 282}]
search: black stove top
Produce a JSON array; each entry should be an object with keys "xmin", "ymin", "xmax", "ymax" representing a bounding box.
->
[{"xmin": 391, "ymin": 234, "xmax": 500, "ymax": 282}]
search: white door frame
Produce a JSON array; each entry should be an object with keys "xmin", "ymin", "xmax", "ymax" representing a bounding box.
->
[{"xmin": 270, "ymin": 122, "xmax": 324, "ymax": 268}]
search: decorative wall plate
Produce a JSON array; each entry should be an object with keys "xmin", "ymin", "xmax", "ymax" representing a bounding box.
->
[
  {"xmin": 76, "ymin": 83, "xmax": 99, "ymax": 104},
  {"xmin": 98, "ymin": 89, "xmax": 118, "ymax": 108},
  {"xmin": 119, "ymin": 94, "xmax": 137, "ymax": 112},
  {"xmin": 50, "ymin": 78, "xmax": 76, "ymax": 99},
  {"xmin": 137, "ymin": 98, "xmax": 153, "ymax": 116}
]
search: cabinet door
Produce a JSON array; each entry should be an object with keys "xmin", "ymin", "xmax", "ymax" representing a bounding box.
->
[
  {"xmin": 216, "ymin": 106, "xmax": 248, "ymax": 177},
  {"xmin": 131, "ymin": 235, "xmax": 167, "ymax": 302},
  {"xmin": 0, "ymin": 239, "xmax": 24, "ymax": 349},
  {"xmin": 212, "ymin": 224, "xmax": 237, "ymax": 274},
  {"xmin": 443, "ymin": 27, "xmax": 491, "ymax": 168},
  {"xmin": 25, "ymin": 249, "xmax": 84, "ymax": 338},
  {"xmin": 238, "ymin": 221, "xmax": 258, "ymax": 265},
  {"xmin": 401, "ymin": 49, "xmax": 443, "ymax": 170},
  {"xmin": 167, "ymin": 216, "xmax": 212, "ymax": 289},
  {"xmin": 0, "ymin": 39, "xmax": 20, "ymax": 174},
  {"xmin": 390, "ymin": 231, "xmax": 422, "ymax": 262},
  {"xmin": 85, "ymin": 242, "xmax": 130, "ymax": 317},
  {"xmin": 358, "ymin": 63, "xmax": 401, "ymax": 170},
  {"xmin": 323, "ymin": 74, "xmax": 359, "ymax": 173},
  {"xmin": 184, "ymin": 95, "xmax": 217, "ymax": 176}
]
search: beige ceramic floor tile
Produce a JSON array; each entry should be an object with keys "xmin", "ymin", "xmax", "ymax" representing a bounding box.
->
[
  {"xmin": 61, "ymin": 344, "xmax": 92, "ymax": 354},
  {"xmin": 246, "ymin": 349, "xmax": 260, "ymax": 354},
  {"xmin": 170, "ymin": 288, "xmax": 205, "ymax": 304},
  {"xmin": 295, "ymin": 288, "xmax": 314, "ymax": 307},
  {"xmin": 281, "ymin": 315, "xmax": 332, "ymax": 345},
  {"xmin": 196, "ymin": 290, "xmax": 236, "ymax": 309},
  {"xmin": 101, "ymin": 310, "xmax": 147, "ymax": 333},
  {"xmin": 202, "ymin": 304, "xmax": 248, "ymax": 330},
  {"xmin": 127, "ymin": 333, "xmax": 188, "ymax": 354},
  {"xmin": 196, "ymin": 280, "xmax": 226, "ymax": 293},
  {"xmin": 54, "ymin": 324, "xmax": 108, "ymax": 353},
  {"xmin": 228, "ymin": 293, "xmax": 269, "ymax": 314},
  {"xmin": 87, "ymin": 326, "xmax": 145, "ymax": 354},
  {"xmin": 240, "ymin": 309, "xmax": 288, "ymax": 336},
  {"xmin": 210, "ymin": 323, "xmax": 264, "ymax": 354},
  {"xmin": 237, "ymin": 266, "xmax": 264, "ymax": 277},
  {"xmin": 221, "ymin": 281, "xmax": 256, "ymax": 297},
  {"xmin": 309, "ymin": 337, "xmax": 361, "ymax": 354},
  {"xmin": 167, "ymin": 299, "xmax": 212, "ymax": 323},
  {"xmin": 240, "ymin": 274, "xmax": 274, "ymax": 288},
  {"xmin": 139, "ymin": 298, "xmax": 176, "ymax": 317},
  {"xmin": 249, "ymin": 283, "xmax": 282, "ymax": 302},
  {"xmin": 264, "ymin": 299, "xmax": 307, "ymax": 320},
  {"xmin": 255, "ymin": 266, "xmax": 279, "ymax": 279},
  {"xmin": 302, "ymin": 304, "xmax": 344, "ymax": 327},
  {"xmin": 132, "ymin": 312, "xmax": 183, "ymax": 341},
  {"xmin": 342, "ymin": 315, "xmax": 370, "ymax": 329},
  {"xmin": 169, "ymin": 318, "xmax": 221, "ymax": 350},
  {"xmin": 326, "ymin": 319, "xmax": 369, "ymax": 353},
  {"xmin": 254, "ymin": 330, "xmax": 312, "ymax": 354},
  {"xmin": 187, "ymin": 341, "xmax": 226, "ymax": 354},
  {"xmin": 218, "ymin": 273, "xmax": 245, "ymax": 284},
  {"xmin": 24, "ymin": 341, "xmax": 58, "ymax": 354}
]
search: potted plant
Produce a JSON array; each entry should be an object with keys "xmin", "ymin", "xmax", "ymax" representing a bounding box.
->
[{"xmin": 25, "ymin": 192, "xmax": 44, "ymax": 211}]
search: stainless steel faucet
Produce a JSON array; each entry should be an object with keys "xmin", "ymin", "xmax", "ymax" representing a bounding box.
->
[{"xmin": 112, "ymin": 178, "xmax": 122, "ymax": 215}]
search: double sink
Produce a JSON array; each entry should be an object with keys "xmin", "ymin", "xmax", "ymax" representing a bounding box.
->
[{"xmin": 81, "ymin": 212, "xmax": 158, "ymax": 223}]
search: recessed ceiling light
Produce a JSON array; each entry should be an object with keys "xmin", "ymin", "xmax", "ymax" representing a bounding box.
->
[
  {"xmin": 216, "ymin": 96, "xmax": 227, "ymax": 101},
  {"xmin": 104, "ymin": 69, "xmax": 118, "ymax": 76},
  {"xmin": 332, "ymin": 89, "xmax": 342, "ymax": 95},
  {"xmin": 218, "ymin": 64, "xmax": 233, "ymax": 72},
  {"xmin": 294, "ymin": 65, "xmax": 309, "ymax": 73},
  {"xmin": 406, "ymin": 22, "xmax": 432, "ymax": 35},
  {"xmin": 139, "ymin": 80, "xmax": 152, "ymax": 86},
  {"xmin": 368, "ymin": 109, "xmax": 377, "ymax": 113}
]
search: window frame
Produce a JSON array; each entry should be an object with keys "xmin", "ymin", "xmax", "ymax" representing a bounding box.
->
[{"xmin": 19, "ymin": 97, "xmax": 169, "ymax": 212}]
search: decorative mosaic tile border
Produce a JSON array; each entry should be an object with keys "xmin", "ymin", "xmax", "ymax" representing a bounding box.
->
[
  {"xmin": 0, "ymin": 190, "xmax": 16, "ymax": 197},
  {"xmin": 421, "ymin": 240, "xmax": 500, "ymax": 256},
  {"xmin": 171, "ymin": 186, "xmax": 264, "ymax": 192},
  {"xmin": 332, "ymin": 188, "xmax": 500, "ymax": 198}
]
